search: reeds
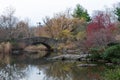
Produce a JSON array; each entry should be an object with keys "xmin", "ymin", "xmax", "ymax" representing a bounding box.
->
[{"xmin": 0, "ymin": 42, "xmax": 12, "ymax": 55}]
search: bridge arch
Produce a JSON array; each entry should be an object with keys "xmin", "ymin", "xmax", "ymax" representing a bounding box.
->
[
  {"xmin": 17, "ymin": 37, "xmax": 58, "ymax": 48},
  {"xmin": 30, "ymin": 42, "xmax": 52, "ymax": 51},
  {"xmin": 15, "ymin": 37, "xmax": 58, "ymax": 57}
]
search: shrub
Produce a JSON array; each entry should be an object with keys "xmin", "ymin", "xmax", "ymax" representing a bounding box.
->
[
  {"xmin": 101, "ymin": 44, "xmax": 120, "ymax": 63},
  {"xmin": 103, "ymin": 67, "xmax": 120, "ymax": 80},
  {"xmin": 107, "ymin": 42, "xmax": 120, "ymax": 47},
  {"xmin": 88, "ymin": 48, "xmax": 104, "ymax": 60}
]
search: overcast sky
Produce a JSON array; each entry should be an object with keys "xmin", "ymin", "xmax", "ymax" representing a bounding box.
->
[{"xmin": 0, "ymin": 0, "xmax": 119, "ymax": 25}]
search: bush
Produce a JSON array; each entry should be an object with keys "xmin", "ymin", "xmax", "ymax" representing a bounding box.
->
[
  {"xmin": 107, "ymin": 42, "xmax": 120, "ymax": 47},
  {"xmin": 101, "ymin": 45, "xmax": 120, "ymax": 63},
  {"xmin": 103, "ymin": 67, "xmax": 120, "ymax": 80},
  {"xmin": 88, "ymin": 48, "xmax": 104, "ymax": 60}
]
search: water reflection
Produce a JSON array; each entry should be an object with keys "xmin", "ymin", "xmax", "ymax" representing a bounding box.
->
[
  {"xmin": 43, "ymin": 62, "xmax": 73, "ymax": 80},
  {"xmin": 0, "ymin": 64, "xmax": 27, "ymax": 80},
  {"xmin": 0, "ymin": 55, "xmax": 105, "ymax": 80},
  {"xmin": 43, "ymin": 61, "xmax": 103, "ymax": 80}
]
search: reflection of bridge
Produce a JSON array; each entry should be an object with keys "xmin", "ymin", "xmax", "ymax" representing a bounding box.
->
[{"xmin": 17, "ymin": 37, "xmax": 59, "ymax": 51}]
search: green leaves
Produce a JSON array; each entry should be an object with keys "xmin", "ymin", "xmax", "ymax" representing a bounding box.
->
[
  {"xmin": 102, "ymin": 45, "xmax": 120, "ymax": 63},
  {"xmin": 114, "ymin": 3, "xmax": 120, "ymax": 21},
  {"xmin": 72, "ymin": 4, "xmax": 91, "ymax": 22},
  {"xmin": 103, "ymin": 67, "xmax": 120, "ymax": 80}
]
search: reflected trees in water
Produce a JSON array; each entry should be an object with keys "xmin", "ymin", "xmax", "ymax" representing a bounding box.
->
[
  {"xmin": 0, "ymin": 55, "xmax": 104, "ymax": 80},
  {"xmin": 42, "ymin": 61, "xmax": 103, "ymax": 80},
  {"xmin": 43, "ymin": 61, "xmax": 73, "ymax": 80},
  {"xmin": 0, "ymin": 64, "xmax": 28, "ymax": 80}
]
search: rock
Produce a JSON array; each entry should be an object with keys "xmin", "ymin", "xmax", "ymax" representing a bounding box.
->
[
  {"xmin": 12, "ymin": 50, "xmax": 21, "ymax": 55},
  {"xmin": 47, "ymin": 54, "xmax": 91, "ymax": 61},
  {"xmin": 78, "ymin": 64, "xmax": 97, "ymax": 67},
  {"xmin": 12, "ymin": 49, "xmax": 23, "ymax": 55},
  {"xmin": 105, "ymin": 63, "xmax": 113, "ymax": 66}
]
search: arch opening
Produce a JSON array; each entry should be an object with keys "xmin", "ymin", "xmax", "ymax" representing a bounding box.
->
[
  {"xmin": 24, "ymin": 42, "xmax": 52, "ymax": 57},
  {"xmin": 31, "ymin": 42, "xmax": 52, "ymax": 51}
]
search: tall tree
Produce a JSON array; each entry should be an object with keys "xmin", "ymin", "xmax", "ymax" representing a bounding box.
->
[
  {"xmin": 42, "ymin": 12, "xmax": 86, "ymax": 40},
  {"xmin": 0, "ymin": 7, "xmax": 18, "ymax": 41},
  {"xmin": 114, "ymin": 3, "xmax": 120, "ymax": 21},
  {"xmin": 72, "ymin": 4, "xmax": 91, "ymax": 22}
]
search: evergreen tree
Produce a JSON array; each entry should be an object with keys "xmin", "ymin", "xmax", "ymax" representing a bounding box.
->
[
  {"xmin": 114, "ymin": 3, "xmax": 120, "ymax": 21},
  {"xmin": 73, "ymin": 4, "xmax": 91, "ymax": 22}
]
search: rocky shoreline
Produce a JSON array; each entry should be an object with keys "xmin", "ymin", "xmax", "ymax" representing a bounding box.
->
[
  {"xmin": 47, "ymin": 53, "xmax": 117, "ymax": 67},
  {"xmin": 47, "ymin": 54, "xmax": 91, "ymax": 61}
]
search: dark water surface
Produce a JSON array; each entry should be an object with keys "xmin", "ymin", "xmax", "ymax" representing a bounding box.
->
[{"xmin": 0, "ymin": 52, "xmax": 108, "ymax": 80}]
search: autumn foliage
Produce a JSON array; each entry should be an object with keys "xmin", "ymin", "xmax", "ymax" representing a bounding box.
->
[{"xmin": 86, "ymin": 11, "xmax": 117, "ymax": 48}]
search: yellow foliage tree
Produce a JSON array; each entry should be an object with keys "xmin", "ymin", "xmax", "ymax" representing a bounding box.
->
[
  {"xmin": 58, "ymin": 29, "xmax": 73, "ymax": 40},
  {"xmin": 76, "ymin": 31, "xmax": 86, "ymax": 41}
]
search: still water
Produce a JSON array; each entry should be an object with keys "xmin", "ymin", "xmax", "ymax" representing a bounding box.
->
[{"xmin": 0, "ymin": 52, "xmax": 106, "ymax": 80}]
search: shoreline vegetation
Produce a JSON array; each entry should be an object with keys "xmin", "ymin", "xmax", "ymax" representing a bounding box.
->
[{"xmin": 0, "ymin": 42, "xmax": 120, "ymax": 64}]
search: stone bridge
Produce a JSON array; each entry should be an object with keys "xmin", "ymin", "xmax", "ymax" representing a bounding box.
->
[{"xmin": 16, "ymin": 37, "xmax": 59, "ymax": 51}]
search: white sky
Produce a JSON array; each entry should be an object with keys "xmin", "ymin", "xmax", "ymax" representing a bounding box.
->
[{"xmin": 0, "ymin": 0, "xmax": 119, "ymax": 25}]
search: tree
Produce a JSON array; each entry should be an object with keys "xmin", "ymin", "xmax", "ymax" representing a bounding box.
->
[
  {"xmin": 42, "ymin": 11, "xmax": 88, "ymax": 41},
  {"xmin": 72, "ymin": 4, "xmax": 91, "ymax": 22},
  {"xmin": 43, "ymin": 12, "xmax": 74, "ymax": 39},
  {"xmin": 0, "ymin": 7, "xmax": 18, "ymax": 41},
  {"xmin": 87, "ymin": 11, "xmax": 116, "ymax": 34},
  {"xmin": 114, "ymin": 2, "xmax": 120, "ymax": 21},
  {"xmin": 14, "ymin": 21, "xmax": 30, "ymax": 39},
  {"xmin": 86, "ymin": 11, "xmax": 116, "ymax": 48},
  {"xmin": 34, "ymin": 25, "xmax": 49, "ymax": 37}
]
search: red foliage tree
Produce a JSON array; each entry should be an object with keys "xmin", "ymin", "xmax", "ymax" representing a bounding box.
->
[{"xmin": 86, "ymin": 11, "xmax": 116, "ymax": 48}]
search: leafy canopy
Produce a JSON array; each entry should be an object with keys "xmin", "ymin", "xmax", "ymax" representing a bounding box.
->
[{"xmin": 72, "ymin": 4, "xmax": 91, "ymax": 22}]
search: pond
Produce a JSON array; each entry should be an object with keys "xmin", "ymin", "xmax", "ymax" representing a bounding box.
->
[{"xmin": 0, "ymin": 52, "xmax": 112, "ymax": 80}]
